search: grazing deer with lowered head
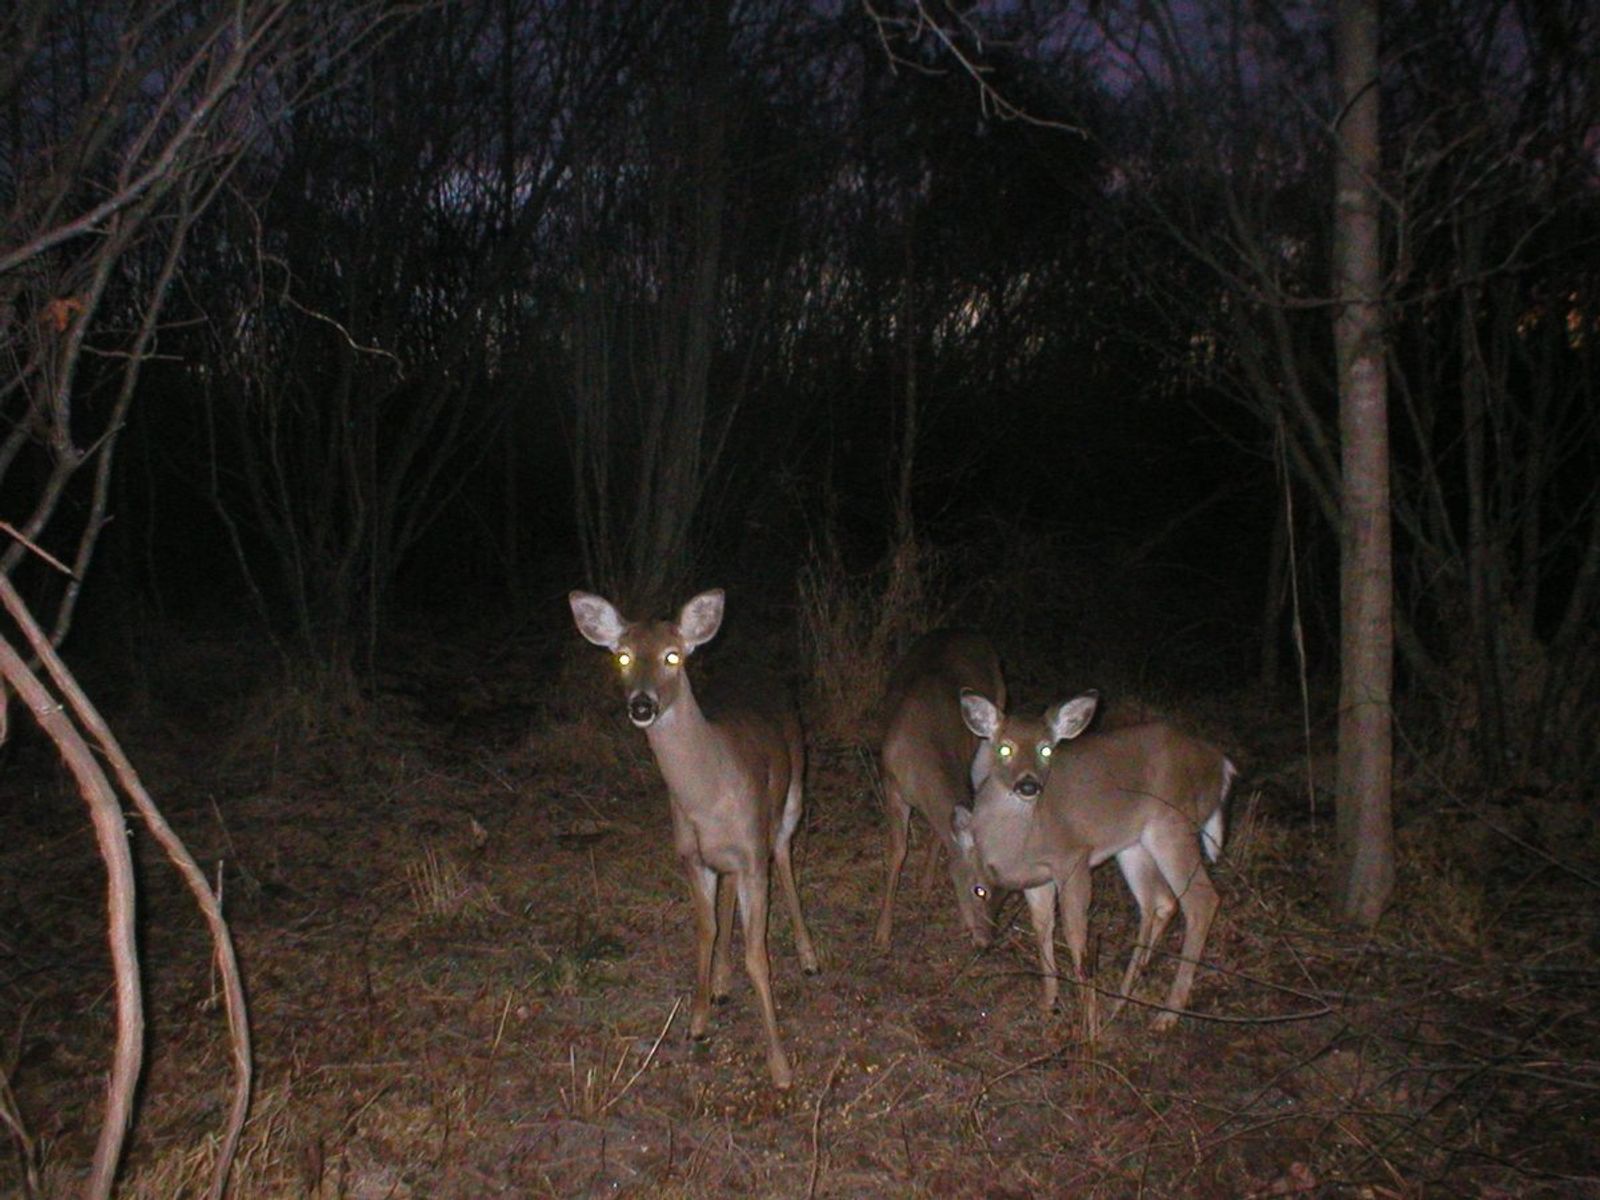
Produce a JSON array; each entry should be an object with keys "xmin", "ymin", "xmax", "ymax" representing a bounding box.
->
[
  {"xmin": 953, "ymin": 690, "xmax": 1235, "ymax": 1035},
  {"xmin": 569, "ymin": 588, "xmax": 819, "ymax": 1090},
  {"xmin": 874, "ymin": 630, "xmax": 1007, "ymax": 950}
]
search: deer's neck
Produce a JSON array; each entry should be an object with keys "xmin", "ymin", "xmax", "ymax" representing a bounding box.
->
[
  {"xmin": 972, "ymin": 786, "xmax": 1044, "ymax": 887},
  {"xmin": 643, "ymin": 681, "xmax": 724, "ymax": 801}
]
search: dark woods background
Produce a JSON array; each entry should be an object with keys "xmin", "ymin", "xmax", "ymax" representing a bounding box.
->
[{"xmin": 3, "ymin": 0, "xmax": 1597, "ymax": 781}]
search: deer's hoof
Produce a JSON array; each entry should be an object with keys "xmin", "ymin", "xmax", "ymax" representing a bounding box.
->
[{"xmin": 768, "ymin": 1054, "xmax": 794, "ymax": 1091}]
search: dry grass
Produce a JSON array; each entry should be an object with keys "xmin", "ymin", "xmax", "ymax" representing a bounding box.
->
[
  {"xmin": 1393, "ymin": 818, "xmax": 1489, "ymax": 952},
  {"xmin": 560, "ymin": 1000, "xmax": 682, "ymax": 1122},
  {"xmin": 3, "ymin": 618, "xmax": 1598, "ymax": 1198},
  {"xmin": 118, "ymin": 1084, "xmax": 306, "ymax": 1198},
  {"xmin": 405, "ymin": 845, "xmax": 497, "ymax": 922}
]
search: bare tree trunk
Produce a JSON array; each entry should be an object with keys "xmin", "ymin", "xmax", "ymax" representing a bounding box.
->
[
  {"xmin": 1332, "ymin": 0, "xmax": 1395, "ymax": 926},
  {"xmin": 630, "ymin": 0, "xmax": 729, "ymax": 608},
  {"xmin": 893, "ymin": 209, "xmax": 918, "ymax": 551}
]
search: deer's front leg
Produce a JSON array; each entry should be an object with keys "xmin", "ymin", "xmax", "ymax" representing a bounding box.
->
[
  {"xmin": 1056, "ymin": 856, "xmax": 1096, "ymax": 1040},
  {"xmin": 684, "ymin": 860, "xmax": 719, "ymax": 1041},
  {"xmin": 734, "ymin": 867, "xmax": 793, "ymax": 1090},
  {"xmin": 1023, "ymin": 882, "xmax": 1060, "ymax": 1013}
]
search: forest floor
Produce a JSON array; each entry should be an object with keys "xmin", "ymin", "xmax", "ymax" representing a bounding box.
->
[{"xmin": 3, "ymin": 611, "xmax": 1598, "ymax": 1198}]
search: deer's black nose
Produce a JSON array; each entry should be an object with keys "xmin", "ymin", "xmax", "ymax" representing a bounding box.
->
[
  {"xmin": 628, "ymin": 694, "xmax": 659, "ymax": 725},
  {"xmin": 1016, "ymin": 777, "xmax": 1041, "ymax": 799}
]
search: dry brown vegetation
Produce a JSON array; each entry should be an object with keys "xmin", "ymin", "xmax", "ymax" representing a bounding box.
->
[{"xmin": 2, "ymin": 590, "xmax": 1598, "ymax": 1198}]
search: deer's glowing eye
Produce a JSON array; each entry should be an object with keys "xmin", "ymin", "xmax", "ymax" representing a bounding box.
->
[
  {"xmin": 1039, "ymin": 744, "xmax": 1053, "ymax": 761},
  {"xmin": 664, "ymin": 649, "xmax": 682, "ymax": 667},
  {"xmin": 616, "ymin": 651, "xmax": 632, "ymax": 668},
  {"xmin": 997, "ymin": 743, "xmax": 1013, "ymax": 760}
]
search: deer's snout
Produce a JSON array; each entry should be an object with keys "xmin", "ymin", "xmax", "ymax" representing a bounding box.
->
[
  {"xmin": 1015, "ymin": 775, "xmax": 1042, "ymax": 799},
  {"xmin": 627, "ymin": 692, "xmax": 659, "ymax": 726}
]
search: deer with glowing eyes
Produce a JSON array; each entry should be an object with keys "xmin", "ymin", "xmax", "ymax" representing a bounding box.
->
[
  {"xmin": 953, "ymin": 690, "xmax": 1236, "ymax": 1036},
  {"xmin": 569, "ymin": 588, "xmax": 819, "ymax": 1090}
]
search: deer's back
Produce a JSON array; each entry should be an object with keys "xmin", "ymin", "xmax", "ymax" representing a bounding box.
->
[
  {"xmin": 688, "ymin": 672, "xmax": 803, "ymax": 810},
  {"xmin": 1049, "ymin": 722, "xmax": 1230, "ymax": 847},
  {"xmin": 881, "ymin": 630, "xmax": 1005, "ymax": 782}
]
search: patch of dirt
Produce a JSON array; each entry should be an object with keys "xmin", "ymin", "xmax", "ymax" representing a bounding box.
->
[{"xmin": 2, "ymin": 627, "xmax": 1598, "ymax": 1197}]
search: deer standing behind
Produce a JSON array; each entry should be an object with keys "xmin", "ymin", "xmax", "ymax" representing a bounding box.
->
[
  {"xmin": 568, "ymin": 588, "xmax": 819, "ymax": 1090},
  {"xmin": 954, "ymin": 690, "xmax": 1236, "ymax": 1035},
  {"xmin": 874, "ymin": 630, "xmax": 1007, "ymax": 950}
]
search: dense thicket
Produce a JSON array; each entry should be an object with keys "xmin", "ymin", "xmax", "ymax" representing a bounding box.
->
[{"xmin": 3, "ymin": 0, "xmax": 1596, "ymax": 781}]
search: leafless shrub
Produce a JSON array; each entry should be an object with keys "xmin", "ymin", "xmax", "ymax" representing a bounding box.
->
[
  {"xmin": 0, "ymin": 1061, "xmax": 40, "ymax": 1200},
  {"xmin": 797, "ymin": 534, "xmax": 946, "ymax": 746}
]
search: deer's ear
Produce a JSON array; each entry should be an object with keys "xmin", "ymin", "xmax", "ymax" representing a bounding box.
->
[
  {"xmin": 1048, "ymin": 691, "xmax": 1099, "ymax": 743},
  {"xmin": 677, "ymin": 589, "xmax": 725, "ymax": 649},
  {"xmin": 952, "ymin": 805, "xmax": 977, "ymax": 854},
  {"xmin": 570, "ymin": 591, "xmax": 626, "ymax": 650},
  {"xmin": 960, "ymin": 690, "xmax": 1000, "ymax": 739}
]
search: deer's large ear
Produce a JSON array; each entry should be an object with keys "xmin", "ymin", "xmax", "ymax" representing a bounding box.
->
[
  {"xmin": 960, "ymin": 690, "xmax": 1001, "ymax": 739},
  {"xmin": 676, "ymin": 589, "xmax": 725, "ymax": 649},
  {"xmin": 1047, "ymin": 691, "xmax": 1099, "ymax": 744},
  {"xmin": 570, "ymin": 591, "xmax": 626, "ymax": 650}
]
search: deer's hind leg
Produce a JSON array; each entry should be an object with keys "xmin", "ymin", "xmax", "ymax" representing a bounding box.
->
[
  {"xmin": 1146, "ymin": 825, "xmax": 1219, "ymax": 1031},
  {"xmin": 1109, "ymin": 845, "xmax": 1178, "ymax": 1025}
]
